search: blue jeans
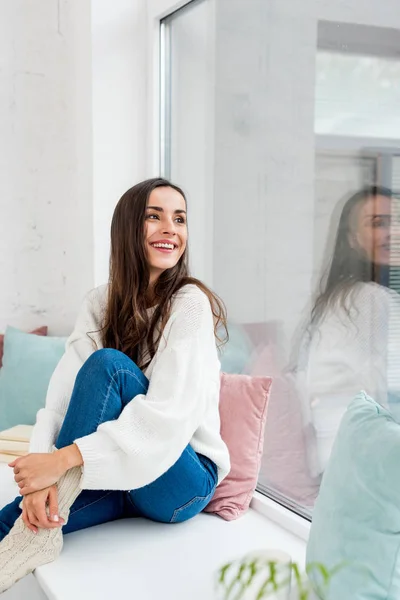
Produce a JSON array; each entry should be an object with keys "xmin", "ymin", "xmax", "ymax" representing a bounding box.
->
[{"xmin": 0, "ymin": 349, "xmax": 217, "ymax": 541}]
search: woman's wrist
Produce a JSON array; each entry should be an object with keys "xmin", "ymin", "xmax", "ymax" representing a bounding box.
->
[{"xmin": 56, "ymin": 444, "xmax": 84, "ymax": 472}]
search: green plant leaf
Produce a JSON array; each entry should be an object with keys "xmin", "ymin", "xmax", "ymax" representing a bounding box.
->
[{"xmin": 217, "ymin": 555, "xmax": 344, "ymax": 600}]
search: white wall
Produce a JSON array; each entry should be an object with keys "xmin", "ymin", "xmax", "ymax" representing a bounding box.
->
[
  {"xmin": 92, "ymin": 0, "xmax": 148, "ymax": 286},
  {"xmin": 0, "ymin": 0, "xmax": 93, "ymax": 335},
  {"xmin": 0, "ymin": 0, "xmax": 149, "ymax": 333}
]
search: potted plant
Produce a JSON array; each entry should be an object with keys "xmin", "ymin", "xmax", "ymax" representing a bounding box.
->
[{"xmin": 216, "ymin": 550, "xmax": 342, "ymax": 599}]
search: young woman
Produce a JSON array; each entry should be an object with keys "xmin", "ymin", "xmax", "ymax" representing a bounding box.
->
[
  {"xmin": 296, "ymin": 185, "xmax": 400, "ymax": 476},
  {"xmin": 0, "ymin": 178, "xmax": 230, "ymax": 593}
]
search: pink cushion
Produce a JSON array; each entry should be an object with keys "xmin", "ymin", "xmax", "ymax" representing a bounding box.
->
[
  {"xmin": 0, "ymin": 326, "xmax": 48, "ymax": 368},
  {"xmin": 249, "ymin": 344, "xmax": 320, "ymax": 507},
  {"xmin": 204, "ymin": 373, "xmax": 272, "ymax": 520}
]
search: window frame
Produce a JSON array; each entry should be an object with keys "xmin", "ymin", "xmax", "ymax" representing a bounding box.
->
[
  {"xmin": 152, "ymin": 0, "xmax": 400, "ymax": 533},
  {"xmin": 146, "ymin": 0, "xmax": 196, "ymax": 176},
  {"xmin": 148, "ymin": 0, "xmax": 312, "ymax": 527}
]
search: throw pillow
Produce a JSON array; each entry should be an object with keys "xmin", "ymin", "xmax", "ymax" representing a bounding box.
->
[
  {"xmin": 0, "ymin": 327, "xmax": 67, "ymax": 430},
  {"xmin": 249, "ymin": 344, "xmax": 320, "ymax": 507},
  {"xmin": 307, "ymin": 391, "xmax": 400, "ymax": 600},
  {"xmin": 204, "ymin": 373, "xmax": 272, "ymax": 520},
  {"xmin": 0, "ymin": 326, "xmax": 47, "ymax": 368},
  {"xmin": 219, "ymin": 323, "xmax": 254, "ymax": 374}
]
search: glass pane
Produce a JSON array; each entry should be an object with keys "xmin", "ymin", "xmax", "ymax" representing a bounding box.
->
[
  {"xmin": 162, "ymin": 0, "xmax": 214, "ymax": 285},
  {"xmin": 162, "ymin": 2, "xmax": 400, "ymax": 518}
]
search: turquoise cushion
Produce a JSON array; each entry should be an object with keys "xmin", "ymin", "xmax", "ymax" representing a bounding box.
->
[
  {"xmin": 219, "ymin": 323, "xmax": 253, "ymax": 374},
  {"xmin": 0, "ymin": 326, "xmax": 67, "ymax": 431},
  {"xmin": 307, "ymin": 391, "xmax": 400, "ymax": 599}
]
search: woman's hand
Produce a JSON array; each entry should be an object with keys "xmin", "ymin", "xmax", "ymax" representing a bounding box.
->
[
  {"xmin": 9, "ymin": 445, "xmax": 83, "ymax": 495},
  {"xmin": 21, "ymin": 486, "xmax": 65, "ymax": 534}
]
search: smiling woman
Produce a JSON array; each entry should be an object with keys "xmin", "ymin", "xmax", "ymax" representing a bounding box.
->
[
  {"xmin": 101, "ymin": 178, "xmax": 225, "ymax": 371},
  {"xmin": 0, "ymin": 178, "xmax": 230, "ymax": 593},
  {"xmin": 145, "ymin": 186, "xmax": 188, "ymax": 286}
]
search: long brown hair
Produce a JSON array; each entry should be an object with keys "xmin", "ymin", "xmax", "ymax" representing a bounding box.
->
[
  {"xmin": 312, "ymin": 185, "xmax": 393, "ymax": 326},
  {"xmin": 101, "ymin": 178, "xmax": 227, "ymax": 369}
]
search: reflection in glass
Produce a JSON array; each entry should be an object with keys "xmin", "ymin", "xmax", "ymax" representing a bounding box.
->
[
  {"xmin": 296, "ymin": 187, "xmax": 400, "ymax": 476},
  {"xmin": 162, "ymin": 4, "xmax": 400, "ymax": 516}
]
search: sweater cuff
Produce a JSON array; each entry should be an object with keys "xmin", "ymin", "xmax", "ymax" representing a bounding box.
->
[
  {"xmin": 74, "ymin": 430, "xmax": 120, "ymax": 490},
  {"xmin": 29, "ymin": 411, "xmax": 64, "ymax": 454}
]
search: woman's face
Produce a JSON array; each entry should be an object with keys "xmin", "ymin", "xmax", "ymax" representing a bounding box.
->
[
  {"xmin": 145, "ymin": 186, "xmax": 188, "ymax": 284},
  {"xmin": 349, "ymin": 195, "xmax": 392, "ymax": 266}
]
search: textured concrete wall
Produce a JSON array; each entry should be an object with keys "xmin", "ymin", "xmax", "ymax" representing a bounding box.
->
[
  {"xmin": 0, "ymin": 0, "xmax": 93, "ymax": 335},
  {"xmin": 0, "ymin": 0, "xmax": 148, "ymax": 334}
]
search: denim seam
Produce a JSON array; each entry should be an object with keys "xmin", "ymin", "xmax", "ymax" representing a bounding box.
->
[
  {"xmin": 96, "ymin": 368, "xmax": 148, "ymax": 428},
  {"xmin": 69, "ymin": 491, "xmax": 114, "ymax": 516},
  {"xmin": 170, "ymin": 489, "xmax": 215, "ymax": 523},
  {"xmin": 185, "ymin": 448, "xmax": 209, "ymax": 477},
  {"xmin": 125, "ymin": 491, "xmax": 139, "ymax": 514},
  {"xmin": 189, "ymin": 451, "xmax": 218, "ymax": 486}
]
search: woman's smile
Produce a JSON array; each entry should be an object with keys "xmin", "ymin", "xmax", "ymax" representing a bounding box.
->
[{"xmin": 149, "ymin": 239, "xmax": 179, "ymax": 253}]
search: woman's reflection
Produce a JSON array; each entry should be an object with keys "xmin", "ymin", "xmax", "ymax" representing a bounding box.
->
[{"xmin": 297, "ymin": 185, "xmax": 400, "ymax": 476}]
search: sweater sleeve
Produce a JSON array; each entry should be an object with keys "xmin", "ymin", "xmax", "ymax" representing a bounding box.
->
[
  {"xmin": 74, "ymin": 289, "xmax": 217, "ymax": 491},
  {"xmin": 373, "ymin": 286, "xmax": 400, "ymax": 399},
  {"xmin": 297, "ymin": 283, "xmax": 400, "ymax": 476},
  {"xmin": 29, "ymin": 289, "xmax": 103, "ymax": 453}
]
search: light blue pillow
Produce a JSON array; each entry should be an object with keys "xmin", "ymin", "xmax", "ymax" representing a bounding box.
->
[
  {"xmin": 0, "ymin": 326, "xmax": 67, "ymax": 431},
  {"xmin": 219, "ymin": 322, "xmax": 254, "ymax": 374},
  {"xmin": 307, "ymin": 391, "xmax": 400, "ymax": 599}
]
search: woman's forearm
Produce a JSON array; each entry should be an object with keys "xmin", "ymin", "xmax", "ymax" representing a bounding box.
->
[{"xmin": 56, "ymin": 444, "xmax": 84, "ymax": 471}]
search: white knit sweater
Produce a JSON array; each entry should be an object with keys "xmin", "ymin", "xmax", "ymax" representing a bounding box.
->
[
  {"xmin": 296, "ymin": 281, "xmax": 400, "ymax": 475},
  {"xmin": 30, "ymin": 284, "xmax": 230, "ymax": 491}
]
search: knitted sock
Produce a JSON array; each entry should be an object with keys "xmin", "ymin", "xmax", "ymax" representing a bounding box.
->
[{"xmin": 0, "ymin": 467, "xmax": 82, "ymax": 594}]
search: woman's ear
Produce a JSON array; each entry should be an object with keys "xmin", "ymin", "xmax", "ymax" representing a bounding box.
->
[{"xmin": 347, "ymin": 232, "xmax": 356, "ymax": 249}]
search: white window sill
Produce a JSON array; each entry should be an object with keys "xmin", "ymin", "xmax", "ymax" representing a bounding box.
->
[
  {"xmin": 0, "ymin": 463, "xmax": 309, "ymax": 600},
  {"xmin": 251, "ymin": 491, "xmax": 311, "ymax": 542}
]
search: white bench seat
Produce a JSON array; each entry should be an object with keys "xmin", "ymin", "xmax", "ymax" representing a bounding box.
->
[{"xmin": 0, "ymin": 464, "xmax": 306, "ymax": 600}]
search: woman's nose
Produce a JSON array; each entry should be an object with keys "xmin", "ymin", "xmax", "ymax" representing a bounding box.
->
[{"xmin": 161, "ymin": 220, "xmax": 177, "ymax": 235}]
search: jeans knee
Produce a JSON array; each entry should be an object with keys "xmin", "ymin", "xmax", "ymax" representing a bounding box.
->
[
  {"xmin": 74, "ymin": 348, "xmax": 148, "ymax": 403},
  {"xmin": 81, "ymin": 348, "xmax": 130, "ymax": 375},
  {"xmin": 91, "ymin": 348, "xmax": 126, "ymax": 364},
  {"xmin": 77, "ymin": 348, "xmax": 146, "ymax": 385}
]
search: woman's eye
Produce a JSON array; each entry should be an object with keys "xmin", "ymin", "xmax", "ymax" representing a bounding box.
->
[
  {"xmin": 146, "ymin": 213, "xmax": 185, "ymax": 224},
  {"xmin": 372, "ymin": 216, "xmax": 390, "ymax": 228}
]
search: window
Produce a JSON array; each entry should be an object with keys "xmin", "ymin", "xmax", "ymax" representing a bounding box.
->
[
  {"xmin": 161, "ymin": 0, "xmax": 400, "ymax": 519},
  {"xmin": 160, "ymin": 0, "xmax": 215, "ymax": 284}
]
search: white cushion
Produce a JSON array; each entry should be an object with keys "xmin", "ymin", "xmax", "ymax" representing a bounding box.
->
[{"xmin": 0, "ymin": 464, "xmax": 306, "ymax": 600}]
